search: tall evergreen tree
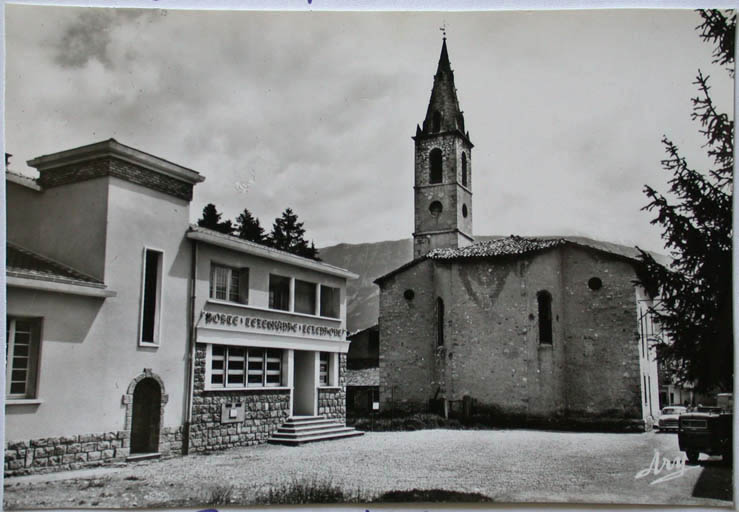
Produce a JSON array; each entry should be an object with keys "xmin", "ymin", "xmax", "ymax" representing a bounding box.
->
[
  {"xmin": 235, "ymin": 208, "xmax": 266, "ymax": 244},
  {"xmin": 637, "ymin": 10, "xmax": 734, "ymax": 392},
  {"xmin": 197, "ymin": 203, "xmax": 234, "ymax": 235},
  {"xmin": 268, "ymin": 208, "xmax": 320, "ymax": 260}
]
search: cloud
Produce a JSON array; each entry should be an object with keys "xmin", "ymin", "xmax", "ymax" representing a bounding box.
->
[{"xmin": 52, "ymin": 9, "xmax": 150, "ymax": 69}]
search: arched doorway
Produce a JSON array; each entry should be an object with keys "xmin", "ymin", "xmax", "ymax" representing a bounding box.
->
[{"xmin": 130, "ymin": 378, "xmax": 161, "ymax": 454}]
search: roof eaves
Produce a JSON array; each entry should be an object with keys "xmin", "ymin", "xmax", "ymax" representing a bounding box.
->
[
  {"xmin": 374, "ymin": 255, "xmax": 428, "ymax": 285},
  {"xmin": 187, "ymin": 226, "xmax": 358, "ymax": 280}
]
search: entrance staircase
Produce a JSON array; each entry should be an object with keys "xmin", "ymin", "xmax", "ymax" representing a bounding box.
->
[{"xmin": 268, "ymin": 415, "xmax": 364, "ymax": 446}]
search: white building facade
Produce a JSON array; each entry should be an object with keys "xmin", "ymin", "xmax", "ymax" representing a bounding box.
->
[{"xmin": 4, "ymin": 140, "xmax": 355, "ymax": 475}]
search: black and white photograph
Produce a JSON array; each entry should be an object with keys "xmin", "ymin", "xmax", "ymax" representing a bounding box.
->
[{"xmin": 2, "ymin": 2, "xmax": 735, "ymax": 509}]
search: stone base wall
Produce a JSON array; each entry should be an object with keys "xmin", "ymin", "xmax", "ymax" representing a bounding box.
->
[
  {"xmin": 319, "ymin": 354, "xmax": 347, "ymax": 420},
  {"xmin": 4, "ymin": 426, "xmax": 183, "ymax": 477},
  {"xmin": 189, "ymin": 343, "xmax": 291, "ymax": 453}
]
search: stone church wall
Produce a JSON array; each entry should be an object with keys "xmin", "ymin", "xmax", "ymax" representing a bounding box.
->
[
  {"xmin": 378, "ymin": 246, "xmax": 646, "ymax": 430},
  {"xmin": 379, "ymin": 260, "xmax": 437, "ymax": 412},
  {"xmin": 560, "ymin": 246, "xmax": 643, "ymax": 420},
  {"xmin": 443, "ymin": 250, "xmax": 566, "ymax": 416}
]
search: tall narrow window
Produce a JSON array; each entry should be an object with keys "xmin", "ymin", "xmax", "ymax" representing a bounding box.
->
[
  {"xmin": 269, "ymin": 274, "xmax": 291, "ymax": 311},
  {"xmin": 6, "ymin": 317, "xmax": 41, "ymax": 399},
  {"xmin": 320, "ymin": 285, "xmax": 340, "ymax": 318},
  {"xmin": 537, "ymin": 290, "xmax": 553, "ymax": 345},
  {"xmin": 319, "ymin": 352, "xmax": 330, "ymax": 386},
  {"xmin": 294, "ymin": 279, "xmax": 317, "ymax": 315},
  {"xmin": 140, "ymin": 248, "xmax": 163, "ymax": 345},
  {"xmin": 436, "ymin": 298, "xmax": 445, "ymax": 347},
  {"xmin": 429, "ymin": 148, "xmax": 443, "ymax": 184},
  {"xmin": 432, "ymin": 111, "xmax": 441, "ymax": 132},
  {"xmin": 210, "ymin": 264, "xmax": 249, "ymax": 304},
  {"xmin": 461, "ymin": 152, "xmax": 468, "ymax": 187}
]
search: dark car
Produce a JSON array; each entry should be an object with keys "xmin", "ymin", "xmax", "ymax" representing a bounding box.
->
[{"xmin": 678, "ymin": 410, "xmax": 732, "ymax": 464}]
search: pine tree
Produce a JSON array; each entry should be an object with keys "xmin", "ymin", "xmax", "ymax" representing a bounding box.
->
[
  {"xmin": 235, "ymin": 208, "xmax": 266, "ymax": 244},
  {"xmin": 637, "ymin": 10, "xmax": 734, "ymax": 392},
  {"xmin": 197, "ymin": 203, "xmax": 234, "ymax": 235},
  {"xmin": 268, "ymin": 208, "xmax": 320, "ymax": 260}
]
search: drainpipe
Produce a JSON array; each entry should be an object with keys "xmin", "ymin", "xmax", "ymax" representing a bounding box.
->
[{"xmin": 182, "ymin": 239, "xmax": 198, "ymax": 455}]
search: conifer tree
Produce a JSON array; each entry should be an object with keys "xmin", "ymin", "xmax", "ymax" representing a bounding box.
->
[
  {"xmin": 637, "ymin": 9, "xmax": 734, "ymax": 392},
  {"xmin": 268, "ymin": 208, "xmax": 320, "ymax": 260},
  {"xmin": 197, "ymin": 203, "xmax": 234, "ymax": 235},
  {"xmin": 235, "ymin": 208, "xmax": 266, "ymax": 244}
]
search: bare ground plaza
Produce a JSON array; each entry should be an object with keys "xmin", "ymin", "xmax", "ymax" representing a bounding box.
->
[{"xmin": 3, "ymin": 429, "xmax": 732, "ymax": 509}]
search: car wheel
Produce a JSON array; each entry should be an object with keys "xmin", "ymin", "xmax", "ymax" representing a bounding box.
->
[{"xmin": 686, "ymin": 451, "xmax": 699, "ymax": 464}]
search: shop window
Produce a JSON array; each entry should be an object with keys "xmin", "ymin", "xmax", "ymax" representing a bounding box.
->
[
  {"xmin": 209, "ymin": 345, "xmax": 282, "ymax": 389},
  {"xmin": 140, "ymin": 248, "xmax": 163, "ymax": 345},
  {"xmin": 319, "ymin": 352, "xmax": 330, "ymax": 386},
  {"xmin": 537, "ymin": 290, "xmax": 553, "ymax": 345},
  {"xmin": 210, "ymin": 263, "xmax": 249, "ymax": 304},
  {"xmin": 320, "ymin": 285, "xmax": 340, "ymax": 318},
  {"xmin": 429, "ymin": 148, "xmax": 443, "ymax": 184},
  {"xmin": 6, "ymin": 317, "xmax": 41, "ymax": 399},
  {"xmin": 295, "ymin": 279, "xmax": 317, "ymax": 315},
  {"xmin": 269, "ymin": 274, "xmax": 291, "ymax": 311},
  {"xmin": 436, "ymin": 298, "xmax": 445, "ymax": 347},
  {"xmin": 461, "ymin": 152, "xmax": 468, "ymax": 187}
]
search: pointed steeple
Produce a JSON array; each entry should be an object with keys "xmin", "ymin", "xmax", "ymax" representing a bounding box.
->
[{"xmin": 419, "ymin": 38, "xmax": 468, "ymax": 140}]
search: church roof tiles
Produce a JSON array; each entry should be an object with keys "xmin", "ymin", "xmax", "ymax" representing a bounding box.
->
[{"xmin": 428, "ymin": 236, "xmax": 565, "ymax": 260}]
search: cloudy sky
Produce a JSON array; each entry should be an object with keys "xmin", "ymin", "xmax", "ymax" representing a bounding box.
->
[{"xmin": 5, "ymin": 5, "xmax": 734, "ymax": 254}]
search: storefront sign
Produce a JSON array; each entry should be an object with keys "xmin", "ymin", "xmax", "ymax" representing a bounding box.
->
[{"xmin": 202, "ymin": 311, "xmax": 346, "ymax": 340}]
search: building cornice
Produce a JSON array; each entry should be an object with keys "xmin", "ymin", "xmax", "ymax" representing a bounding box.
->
[{"xmin": 28, "ymin": 139, "xmax": 205, "ymax": 185}]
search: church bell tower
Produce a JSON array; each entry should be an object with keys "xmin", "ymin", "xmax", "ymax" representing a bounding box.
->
[{"xmin": 413, "ymin": 36, "xmax": 474, "ymax": 259}]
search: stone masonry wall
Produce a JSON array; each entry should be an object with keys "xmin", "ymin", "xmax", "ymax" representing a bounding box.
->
[
  {"xmin": 4, "ymin": 427, "xmax": 183, "ymax": 477},
  {"xmin": 318, "ymin": 354, "xmax": 347, "ymax": 420},
  {"xmin": 379, "ymin": 260, "xmax": 437, "ymax": 413},
  {"xmin": 189, "ymin": 343, "xmax": 290, "ymax": 453}
]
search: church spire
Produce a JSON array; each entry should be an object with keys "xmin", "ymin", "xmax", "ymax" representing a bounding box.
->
[{"xmin": 420, "ymin": 37, "xmax": 468, "ymax": 140}]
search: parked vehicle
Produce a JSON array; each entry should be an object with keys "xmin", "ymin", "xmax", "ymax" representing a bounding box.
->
[
  {"xmin": 656, "ymin": 406, "xmax": 687, "ymax": 432},
  {"xmin": 678, "ymin": 402, "xmax": 732, "ymax": 464}
]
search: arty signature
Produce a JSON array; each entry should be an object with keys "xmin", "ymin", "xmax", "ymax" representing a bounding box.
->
[{"xmin": 634, "ymin": 449, "xmax": 696, "ymax": 485}]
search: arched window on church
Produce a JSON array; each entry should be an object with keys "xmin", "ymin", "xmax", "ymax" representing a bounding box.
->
[
  {"xmin": 432, "ymin": 111, "xmax": 441, "ymax": 132},
  {"xmin": 461, "ymin": 152, "xmax": 468, "ymax": 187},
  {"xmin": 537, "ymin": 290, "xmax": 552, "ymax": 345},
  {"xmin": 436, "ymin": 297, "xmax": 445, "ymax": 347},
  {"xmin": 429, "ymin": 148, "xmax": 443, "ymax": 184}
]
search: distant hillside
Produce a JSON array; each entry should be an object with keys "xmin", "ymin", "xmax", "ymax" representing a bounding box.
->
[
  {"xmin": 319, "ymin": 236, "xmax": 668, "ymax": 334},
  {"xmin": 319, "ymin": 238, "xmax": 413, "ymax": 333}
]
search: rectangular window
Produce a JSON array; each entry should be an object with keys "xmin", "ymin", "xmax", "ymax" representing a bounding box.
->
[
  {"xmin": 6, "ymin": 317, "xmax": 41, "ymax": 399},
  {"xmin": 140, "ymin": 248, "xmax": 163, "ymax": 345},
  {"xmin": 320, "ymin": 285, "xmax": 340, "ymax": 318},
  {"xmin": 209, "ymin": 264, "xmax": 249, "ymax": 304},
  {"xmin": 269, "ymin": 274, "xmax": 291, "ymax": 311},
  {"xmin": 319, "ymin": 352, "xmax": 330, "ymax": 386},
  {"xmin": 294, "ymin": 280, "xmax": 317, "ymax": 315},
  {"xmin": 209, "ymin": 345, "xmax": 283, "ymax": 389}
]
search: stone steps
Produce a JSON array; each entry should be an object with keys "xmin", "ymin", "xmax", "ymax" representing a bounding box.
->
[{"xmin": 267, "ymin": 416, "xmax": 364, "ymax": 446}]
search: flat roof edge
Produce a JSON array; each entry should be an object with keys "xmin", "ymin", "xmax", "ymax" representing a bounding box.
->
[
  {"xmin": 187, "ymin": 228, "xmax": 358, "ymax": 280},
  {"xmin": 27, "ymin": 139, "xmax": 205, "ymax": 185}
]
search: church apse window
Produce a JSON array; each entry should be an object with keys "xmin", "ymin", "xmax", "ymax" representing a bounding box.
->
[
  {"xmin": 429, "ymin": 148, "xmax": 443, "ymax": 184},
  {"xmin": 436, "ymin": 297, "xmax": 445, "ymax": 347},
  {"xmin": 537, "ymin": 290, "xmax": 553, "ymax": 345},
  {"xmin": 461, "ymin": 152, "xmax": 468, "ymax": 187}
]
